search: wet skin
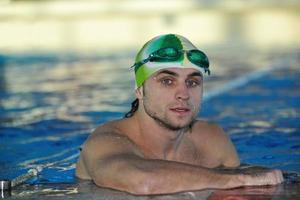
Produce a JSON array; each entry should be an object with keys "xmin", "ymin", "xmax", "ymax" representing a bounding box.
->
[{"xmin": 76, "ymin": 68, "xmax": 284, "ymax": 195}]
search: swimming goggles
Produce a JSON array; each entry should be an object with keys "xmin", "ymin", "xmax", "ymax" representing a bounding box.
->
[{"xmin": 131, "ymin": 47, "xmax": 210, "ymax": 75}]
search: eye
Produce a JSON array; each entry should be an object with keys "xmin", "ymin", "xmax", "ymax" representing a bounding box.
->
[
  {"xmin": 186, "ymin": 79, "xmax": 200, "ymax": 88},
  {"xmin": 161, "ymin": 78, "xmax": 174, "ymax": 86}
]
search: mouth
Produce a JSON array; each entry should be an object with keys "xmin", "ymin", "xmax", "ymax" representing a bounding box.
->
[{"xmin": 170, "ymin": 107, "xmax": 191, "ymax": 116}]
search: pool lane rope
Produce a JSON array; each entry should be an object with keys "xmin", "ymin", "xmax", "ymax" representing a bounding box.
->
[{"xmin": 1, "ymin": 166, "xmax": 42, "ymax": 191}]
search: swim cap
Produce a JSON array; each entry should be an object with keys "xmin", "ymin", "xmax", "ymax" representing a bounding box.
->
[{"xmin": 132, "ymin": 34, "xmax": 210, "ymax": 87}]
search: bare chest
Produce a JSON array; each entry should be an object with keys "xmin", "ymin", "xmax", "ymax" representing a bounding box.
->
[
  {"xmin": 142, "ymin": 138, "xmax": 222, "ymax": 168},
  {"xmin": 167, "ymin": 141, "xmax": 222, "ymax": 168}
]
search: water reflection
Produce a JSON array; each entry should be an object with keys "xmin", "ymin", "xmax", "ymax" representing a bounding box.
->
[
  {"xmin": 0, "ymin": 54, "xmax": 134, "ymax": 127},
  {"xmin": 6, "ymin": 171, "xmax": 300, "ymax": 200},
  {"xmin": 209, "ymin": 185, "xmax": 281, "ymax": 200}
]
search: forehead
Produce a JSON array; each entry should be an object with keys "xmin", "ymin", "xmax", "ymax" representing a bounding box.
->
[{"xmin": 153, "ymin": 68, "xmax": 203, "ymax": 77}]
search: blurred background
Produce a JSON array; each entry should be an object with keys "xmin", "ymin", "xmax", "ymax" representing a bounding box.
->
[
  {"xmin": 0, "ymin": 0, "xmax": 299, "ymax": 54},
  {"xmin": 0, "ymin": 0, "xmax": 300, "ymax": 185},
  {"xmin": 1, "ymin": 0, "xmax": 299, "ymax": 99}
]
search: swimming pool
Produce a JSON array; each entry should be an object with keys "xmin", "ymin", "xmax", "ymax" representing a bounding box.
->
[{"xmin": 0, "ymin": 50, "xmax": 299, "ymax": 198}]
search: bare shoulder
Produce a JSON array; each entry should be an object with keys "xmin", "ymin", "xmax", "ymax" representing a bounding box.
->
[
  {"xmin": 192, "ymin": 119, "xmax": 227, "ymax": 140},
  {"xmin": 191, "ymin": 119, "xmax": 240, "ymax": 167},
  {"xmin": 76, "ymin": 118, "xmax": 142, "ymax": 179},
  {"xmin": 82, "ymin": 118, "xmax": 140, "ymax": 155}
]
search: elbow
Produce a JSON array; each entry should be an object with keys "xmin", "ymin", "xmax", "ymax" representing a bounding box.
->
[
  {"xmin": 93, "ymin": 180, "xmax": 152, "ymax": 196},
  {"xmin": 127, "ymin": 182, "xmax": 153, "ymax": 195},
  {"xmin": 91, "ymin": 157, "xmax": 162, "ymax": 195},
  {"xmin": 126, "ymin": 172, "xmax": 172, "ymax": 195},
  {"xmin": 126, "ymin": 178, "xmax": 160, "ymax": 195},
  {"xmin": 93, "ymin": 170, "xmax": 159, "ymax": 195}
]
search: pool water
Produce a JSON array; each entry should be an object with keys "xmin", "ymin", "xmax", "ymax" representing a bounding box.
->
[
  {"xmin": 0, "ymin": 51, "xmax": 299, "ymax": 186},
  {"xmin": 202, "ymin": 65, "xmax": 300, "ymax": 172}
]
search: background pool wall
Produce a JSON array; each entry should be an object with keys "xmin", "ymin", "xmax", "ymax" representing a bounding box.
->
[{"xmin": 0, "ymin": 0, "xmax": 299, "ymax": 56}]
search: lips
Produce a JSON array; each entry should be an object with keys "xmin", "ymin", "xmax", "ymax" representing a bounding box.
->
[{"xmin": 170, "ymin": 107, "xmax": 191, "ymax": 115}]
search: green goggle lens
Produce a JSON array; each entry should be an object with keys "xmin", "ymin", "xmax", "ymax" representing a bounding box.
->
[
  {"xmin": 149, "ymin": 47, "xmax": 179, "ymax": 62},
  {"xmin": 187, "ymin": 50, "xmax": 209, "ymax": 68}
]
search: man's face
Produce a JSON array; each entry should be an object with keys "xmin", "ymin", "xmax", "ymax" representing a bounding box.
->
[{"xmin": 137, "ymin": 68, "xmax": 203, "ymax": 130}]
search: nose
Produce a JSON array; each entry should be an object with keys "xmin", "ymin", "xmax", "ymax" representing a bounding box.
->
[{"xmin": 175, "ymin": 84, "xmax": 190, "ymax": 101}]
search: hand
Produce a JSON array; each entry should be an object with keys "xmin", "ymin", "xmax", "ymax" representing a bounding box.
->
[{"xmin": 241, "ymin": 169, "xmax": 284, "ymax": 186}]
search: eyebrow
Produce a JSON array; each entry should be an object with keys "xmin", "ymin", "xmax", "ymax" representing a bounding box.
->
[
  {"xmin": 188, "ymin": 71, "xmax": 203, "ymax": 78},
  {"xmin": 156, "ymin": 70, "xmax": 202, "ymax": 78},
  {"xmin": 156, "ymin": 70, "xmax": 178, "ymax": 77}
]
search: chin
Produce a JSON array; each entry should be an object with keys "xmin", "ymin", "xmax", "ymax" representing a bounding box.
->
[{"xmin": 170, "ymin": 118, "xmax": 194, "ymax": 129}]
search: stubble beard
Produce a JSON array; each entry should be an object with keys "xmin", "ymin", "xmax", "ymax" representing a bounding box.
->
[{"xmin": 142, "ymin": 95, "xmax": 199, "ymax": 131}]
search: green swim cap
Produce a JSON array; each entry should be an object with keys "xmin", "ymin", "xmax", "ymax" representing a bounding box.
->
[{"xmin": 132, "ymin": 34, "xmax": 210, "ymax": 87}]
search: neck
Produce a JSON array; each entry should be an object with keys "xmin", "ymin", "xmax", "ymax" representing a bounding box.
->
[{"xmin": 133, "ymin": 109, "xmax": 191, "ymax": 159}]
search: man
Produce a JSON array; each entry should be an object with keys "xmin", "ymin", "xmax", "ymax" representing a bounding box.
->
[{"xmin": 76, "ymin": 34, "xmax": 283, "ymax": 195}]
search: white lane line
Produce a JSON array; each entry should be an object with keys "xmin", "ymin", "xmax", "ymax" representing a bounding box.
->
[{"xmin": 203, "ymin": 61, "xmax": 285, "ymax": 102}]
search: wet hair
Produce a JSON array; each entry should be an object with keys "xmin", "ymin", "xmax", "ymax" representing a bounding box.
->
[
  {"xmin": 124, "ymin": 84, "xmax": 146, "ymax": 118},
  {"xmin": 124, "ymin": 98, "xmax": 139, "ymax": 118}
]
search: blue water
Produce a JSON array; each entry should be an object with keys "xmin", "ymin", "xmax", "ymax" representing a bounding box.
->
[
  {"xmin": 0, "ymin": 52, "xmax": 299, "ymax": 184},
  {"xmin": 202, "ymin": 66, "xmax": 300, "ymax": 171}
]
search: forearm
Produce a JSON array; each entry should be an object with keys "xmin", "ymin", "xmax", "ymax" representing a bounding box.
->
[
  {"xmin": 92, "ymin": 155, "xmax": 242, "ymax": 195},
  {"xmin": 129, "ymin": 159, "xmax": 241, "ymax": 194}
]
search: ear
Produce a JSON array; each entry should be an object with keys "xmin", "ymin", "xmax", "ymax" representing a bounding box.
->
[{"xmin": 135, "ymin": 86, "xmax": 144, "ymax": 100}]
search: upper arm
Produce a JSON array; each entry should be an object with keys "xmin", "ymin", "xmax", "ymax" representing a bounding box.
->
[
  {"xmin": 202, "ymin": 123, "xmax": 240, "ymax": 168},
  {"xmin": 214, "ymin": 125, "xmax": 240, "ymax": 167},
  {"xmin": 79, "ymin": 126, "xmax": 142, "ymax": 180}
]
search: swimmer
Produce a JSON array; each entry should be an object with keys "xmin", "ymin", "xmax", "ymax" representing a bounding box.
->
[{"xmin": 75, "ymin": 34, "xmax": 284, "ymax": 195}]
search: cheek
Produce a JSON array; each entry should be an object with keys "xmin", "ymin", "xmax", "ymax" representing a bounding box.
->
[
  {"xmin": 146, "ymin": 91, "xmax": 169, "ymax": 105},
  {"xmin": 145, "ymin": 84, "xmax": 171, "ymax": 100},
  {"xmin": 190, "ymin": 89, "xmax": 202, "ymax": 104},
  {"xmin": 143, "ymin": 90, "xmax": 170, "ymax": 113},
  {"xmin": 191, "ymin": 93, "xmax": 202, "ymax": 114}
]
